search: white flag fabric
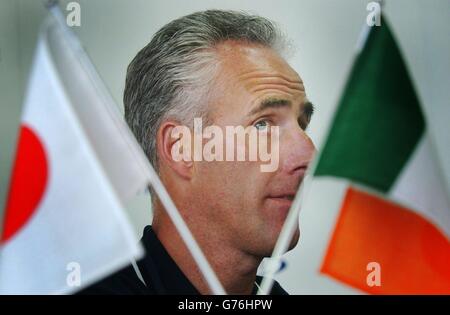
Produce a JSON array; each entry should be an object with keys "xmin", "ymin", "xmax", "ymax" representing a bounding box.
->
[{"xmin": 0, "ymin": 13, "xmax": 148, "ymax": 294}]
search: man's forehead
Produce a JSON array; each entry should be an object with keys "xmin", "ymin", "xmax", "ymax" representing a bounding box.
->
[
  {"xmin": 207, "ymin": 40, "xmax": 307, "ymax": 122},
  {"xmin": 214, "ymin": 40, "xmax": 303, "ymax": 85}
]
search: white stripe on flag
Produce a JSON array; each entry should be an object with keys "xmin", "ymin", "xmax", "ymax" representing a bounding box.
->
[{"xmin": 390, "ymin": 135, "xmax": 450, "ymax": 237}]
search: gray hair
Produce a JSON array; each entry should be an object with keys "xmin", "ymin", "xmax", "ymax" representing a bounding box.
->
[{"xmin": 124, "ymin": 10, "xmax": 288, "ymax": 171}]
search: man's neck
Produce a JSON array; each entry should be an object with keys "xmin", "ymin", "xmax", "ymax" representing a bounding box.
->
[{"xmin": 152, "ymin": 216, "xmax": 262, "ymax": 295}]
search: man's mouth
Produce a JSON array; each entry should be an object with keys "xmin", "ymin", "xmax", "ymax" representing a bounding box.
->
[
  {"xmin": 266, "ymin": 192, "xmax": 297, "ymax": 209},
  {"xmin": 268, "ymin": 194, "xmax": 295, "ymax": 201},
  {"xmin": 266, "ymin": 172, "xmax": 306, "ymax": 207}
]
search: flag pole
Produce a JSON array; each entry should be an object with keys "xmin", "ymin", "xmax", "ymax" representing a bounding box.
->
[
  {"xmin": 257, "ymin": 6, "xmax": 380, "ymax": 294},
  {"xmin": 44, "ymin": 0, "xmax": 226, "ymax": 294}
]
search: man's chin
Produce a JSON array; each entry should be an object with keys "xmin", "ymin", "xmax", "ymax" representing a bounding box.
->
[
  {"xmin": 287, "ymin": 227, "xmax": 300, "ymax": 251},
  {"xmin": 275, "ymin": 222, "xmax": 300, "ymax": 251},
  {"xmin": 262, "ymin": 226, "xmax": 300, "ymax": 257}
]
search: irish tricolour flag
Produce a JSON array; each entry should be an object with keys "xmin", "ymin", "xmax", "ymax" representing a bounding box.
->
[{"xmin": 315, "ymin": 18, "xmax": 450, "ymax": 294}]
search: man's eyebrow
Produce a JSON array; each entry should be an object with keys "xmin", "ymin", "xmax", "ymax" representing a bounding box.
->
[
  {"xmin": 247, "ymin": 98, "xmax": 292, "ymax": 117},
  {"xmin": 247, "ymin": 98, "xmax": 315, "ymax": 121}
]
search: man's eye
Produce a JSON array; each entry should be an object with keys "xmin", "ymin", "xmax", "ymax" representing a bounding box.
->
[{"xmin": 254, "ymin": 120, "xmax": 270, "ymax": 130}]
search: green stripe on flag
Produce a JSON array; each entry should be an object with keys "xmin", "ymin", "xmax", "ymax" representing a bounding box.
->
[{"xmin": 315, "ymin": 18, "xmax": 425, "ymax": 193}]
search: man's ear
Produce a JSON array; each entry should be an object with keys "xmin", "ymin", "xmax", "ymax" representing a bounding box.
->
[{"xmin": 157, "ymin": 121, "xmax": 193, "ymax": 180}]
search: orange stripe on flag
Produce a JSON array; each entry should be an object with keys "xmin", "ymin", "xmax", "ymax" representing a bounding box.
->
[{"xmin": 321, "ymin": 187, "xmax": 450, "ymax": 294}]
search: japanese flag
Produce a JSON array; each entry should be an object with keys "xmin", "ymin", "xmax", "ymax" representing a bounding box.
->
[{"xmin": 0, "ymin": 13, "xmax": 150, "ymax": 294}]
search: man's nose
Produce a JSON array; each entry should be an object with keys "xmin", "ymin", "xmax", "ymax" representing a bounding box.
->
[{"xmin": 281, "ymin": 127, "xmax": 316, "ymax": 175}]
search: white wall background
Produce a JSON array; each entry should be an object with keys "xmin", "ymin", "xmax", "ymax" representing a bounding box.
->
[{"xmin": 0, "ymin": 0, "xmax": 449, "ymax": 294}]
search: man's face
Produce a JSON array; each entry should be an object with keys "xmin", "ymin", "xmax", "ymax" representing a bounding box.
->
[{"xmin": 190, "ymin": 41, "xmax": 315, "ymax": 257}]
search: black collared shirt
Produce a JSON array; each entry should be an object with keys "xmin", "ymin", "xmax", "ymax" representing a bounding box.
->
[{"xmin": 79, "ymin": 226, "xmax": 288, "ymax": 295}]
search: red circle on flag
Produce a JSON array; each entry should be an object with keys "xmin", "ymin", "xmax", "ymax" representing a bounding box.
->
[{"xmin": 1, "ymin": 125, "xmax": 48, "ymax": 243}]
